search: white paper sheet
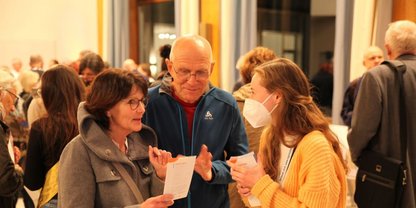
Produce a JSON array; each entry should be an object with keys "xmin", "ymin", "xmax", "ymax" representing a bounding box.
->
[
  {"xmin": 8, "ymin": 134, "xmax": 15, "ymax": 164},
  {"xmin": 236, "ymin": 152, "xmax": 261, "ymax": 207},
  {"xmin": 163, "ymin": 156, "xmax": 196, "ymax": 200}
]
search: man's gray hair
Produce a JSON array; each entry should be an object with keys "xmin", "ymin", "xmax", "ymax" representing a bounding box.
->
[
  {"xmin": 385, "ymin": 20, "xmax": 416, "ymax": 56},
  {"xmin": 0, "ymin": 70, "xmax": 15, "ymax": 91}
]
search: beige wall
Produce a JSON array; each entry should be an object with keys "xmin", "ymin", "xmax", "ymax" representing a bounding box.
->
[{"xmin": 0, "ymin": 0, "xmax": 98, "ymax": 70}]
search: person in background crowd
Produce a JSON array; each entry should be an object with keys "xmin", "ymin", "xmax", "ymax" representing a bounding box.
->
[
  {"xmin": 79, "ymin": 52, "xmax": 105, "ymax": 87},
  {"xmin": 232, "ymin": 55, "xmax": 246, "ymax": 93},
  {"xmin": 18, "ymin": 70, "xmax": 39, "ymax": 105},
  {"xmin": 26, "ymin": 82, "xmax": 47, "ymax": 129},
  {"xmin": 340, "ymin": 46, "xmax": 384, "ymax": 127},
  {"xmin": 143, "ymin": 35, "xmax": 249, "ymax": 208},
  {"xmin": 59, "ymin": 69, "xmax": 174, "ymax": 208},
  {"xmin": 0, "ymin": 70, "xmax": 23, "ymax": 208},
  {"xmin": 138, "ymin": 63, "xmax": 155, "ymax": 84},
  {"xmin": 48, "ymin": 59, "xmax": 59, "ymax": 68},
  {"xmin": 24, "ymin": 65, "xmax": 86, "ymax": 207},
  {"xmin": 310, "ymin": 51, "xmax": 334, "ymax": 117},
  {"xmin": 29, "ymin": 54, "xmax": 44, "ymax": 78},
  {"xmin": 103, "ymin": 61, "xmax": 111, "ymax": 70},
  {"xmin": 22, "ymin": 54, "xmax": 45, "ymax": 117},
  {"xmin": 122, "ymin": 59, "xmax": 138, "ymax": 72},
  {"xmin": 229, "ymin": 47, "xmax": 277, "ymax": 208},
  {"xmin": 348, "ymin": 20, "xmax": 416, "ymax": 208},
  {"xmin": 228, "ymin": 58, "xmax": 347, "ymax": 208},
  {"xmin": 11, "ymin": 58, "xmax": 23, "ymax": 79},
  {"xmin": 71, "ymin": 49, "xmax": 93, "ymax": 73},
  {"xmin": 157, "ymin": 44, "xmax": 171, "ymax": 80}
]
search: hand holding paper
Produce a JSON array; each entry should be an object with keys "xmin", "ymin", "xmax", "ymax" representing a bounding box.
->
[
  {"xmin": 163, "ymin": 156, "xmax": 196, "ymax": 200},
  {"xmin": 149, "ymin": 145, "xmax": 172, "ymax": 180},
  {"xmin": 139, "ymin": 194, "xmax": 174, "ymax": 208},
  {"xmin": 228, "ymin": 152, "xmax": 265, "ymax": 207}
]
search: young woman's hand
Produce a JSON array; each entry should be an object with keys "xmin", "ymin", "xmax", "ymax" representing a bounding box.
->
[{"xmin": 227, "ymin": 154, "xmax": 266, "ymax": 190}]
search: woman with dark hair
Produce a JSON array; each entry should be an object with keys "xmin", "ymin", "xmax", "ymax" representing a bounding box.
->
[
  {"xmin": 58, "ymin": 69, "xmax": 174, "ymax": 208},
  {"xmin": 24, "ymin": 65, "xmax": 86, "ymax": 207},
  {"xmin": 228, "ymin": 58, "xmax": 347, "ymax": 207},
  {"xmin": 157, "ymin": 44, "xmax": 171, "ymax": 80},
  {"xmin": 79, "ymin": 52, "xmax": 105, "ymax": 86}
]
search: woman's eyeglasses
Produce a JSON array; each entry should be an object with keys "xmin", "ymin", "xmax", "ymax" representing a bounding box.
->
[{"xmin": 127, "ymin": 98, "xmax": 148, "ymax": 110}]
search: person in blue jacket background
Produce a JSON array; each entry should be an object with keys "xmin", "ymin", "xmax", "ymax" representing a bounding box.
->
[{"xmin": 143, "ymin": 34, "xmax": 249, "ymax": 208}]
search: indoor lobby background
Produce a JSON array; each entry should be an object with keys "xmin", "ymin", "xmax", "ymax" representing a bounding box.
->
[
  {"xmin": 1, "ymin": 0, "xmax": 415, "ymax": 124},
  {"xmin": 2, "ymin": 1, "xmax": 416, "ymax": 207}
]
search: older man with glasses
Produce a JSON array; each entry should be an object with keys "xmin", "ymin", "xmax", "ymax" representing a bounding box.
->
[
  {"xmin": 0, "ymin": 70, "xmax": 23, "ymax": 208},
  {"xmin": 143, "ymin": 35, "xmax": 249, "ymax": 208}
]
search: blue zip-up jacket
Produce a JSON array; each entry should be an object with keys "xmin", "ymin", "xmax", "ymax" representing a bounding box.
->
[{"xmin": 143, "ymin": 75, "xmax": 249, "ymax": 208}]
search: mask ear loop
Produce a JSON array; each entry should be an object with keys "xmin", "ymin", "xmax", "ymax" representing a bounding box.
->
[
  {"xmin": 261, "ymin": 93, "xmax": 274, "ymax": 104},
  {"xmin": 269, "ymin": 104, "xmax": 278, "ymax": 114},
  {"xmin": 263, "ymin": 93, "xmax": 279, "ymax": 114}
]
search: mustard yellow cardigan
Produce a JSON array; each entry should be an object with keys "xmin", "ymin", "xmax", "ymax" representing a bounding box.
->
[{"xmin": 248, "ymin": 131, "xmax": 347, "ymax": 208}]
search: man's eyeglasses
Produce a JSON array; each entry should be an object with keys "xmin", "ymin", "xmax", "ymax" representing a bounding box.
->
[
  {"xmin": 127, "ymin": 98, "xmax": 148, "ymax": 110},
  {"xmin": 5, "ymin": 89, "xmax": 19, "ymax": 106},
  {"xmin": 172, "ymin": 66, "xmax": 210, "ymax": 81}
]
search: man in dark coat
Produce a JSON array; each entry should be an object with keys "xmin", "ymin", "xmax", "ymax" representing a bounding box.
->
[{"xmin": 348, "ymin": 20, "xmax": 416, "ymax": 207}]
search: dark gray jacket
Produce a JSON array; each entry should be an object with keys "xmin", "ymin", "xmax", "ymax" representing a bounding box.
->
[
  {"xmin": 0, "ymin": 120, "xmax": 23, "ymax": 208},
  {"xmin": 58, "ymin": 102, "xmax": 163, "ymax": 208},
  {"xmin": 348, "ymin": 54, "xmax": 416, "ymax": 207}
]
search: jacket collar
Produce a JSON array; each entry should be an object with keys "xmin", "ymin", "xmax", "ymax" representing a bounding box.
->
[
  {"xmin": 0, "ymin": 120, "xmax": 10, "ymax": 141},
  {"xmin": 397, "ymin": 53, "xmax": 416, "ymax": 60}
]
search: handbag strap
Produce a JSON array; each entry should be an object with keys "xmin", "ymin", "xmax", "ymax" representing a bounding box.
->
[
  {"xmin": 112, "ymin": 162, "xmax": 144, "ymax": 204},
  {"xmin": 382, "ymin": 60, "xmax": 407, "ymax": 164}
]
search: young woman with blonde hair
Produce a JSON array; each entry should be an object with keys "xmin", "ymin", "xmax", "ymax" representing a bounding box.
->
[{"xmin": 229, "ymin": 58, "xmax": 347, "ymax": 208}]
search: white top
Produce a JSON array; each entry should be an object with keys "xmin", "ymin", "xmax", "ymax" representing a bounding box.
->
[{"xmin": 278, "ymin": 134, "xmax": 297, "ymax": 186}]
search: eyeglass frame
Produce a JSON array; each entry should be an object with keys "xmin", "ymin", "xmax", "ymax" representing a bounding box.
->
[
  {"xmin": 170, "ymin": 63, "xmax": 211, "ymax": 81},
  {"xmin": 126, "ymin": 97, "xmax": 148, "ymax": 111},
  {"xmin": 4, "ymin": 89, "xmax": 19, "ymax": 106}
]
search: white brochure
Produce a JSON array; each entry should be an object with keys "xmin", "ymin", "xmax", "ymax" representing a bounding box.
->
[
  {"xmin": 236, "ymin": 152, "xmax": 261, "ymax": 207},
  {"xmin": 163, "ymin": 156, "xmax": 196, "ymax": 200},
  {"xmin": 8, "ymin": 134, "xmax": 15, "ymax": 164}
]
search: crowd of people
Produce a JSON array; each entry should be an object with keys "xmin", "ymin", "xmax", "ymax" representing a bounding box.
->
[{"xmin": 0, "ymin": 19, "xmax": 415, "ymax": 208}]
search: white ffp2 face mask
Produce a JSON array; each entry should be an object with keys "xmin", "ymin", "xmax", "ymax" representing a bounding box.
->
[{"xmin": 243, "ymin": 94, "xmax": 277, "ymax": 128}]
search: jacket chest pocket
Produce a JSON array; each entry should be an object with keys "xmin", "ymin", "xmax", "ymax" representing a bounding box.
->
[
  {"xmin": 95, "ymin": 164, "xmax": 121, "ymax": 183},
  {"xmin": 136, "ymin": 160, "xmax": 153, "ymax": 176}
]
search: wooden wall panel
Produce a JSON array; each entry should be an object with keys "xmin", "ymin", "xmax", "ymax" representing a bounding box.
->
[
  {"xmin": 129, "ymin": 0, "xmax": 139, "ymax": 61},
  {"xmin": 200, "ymin": 0, "xmax": 221, "ymax": 87},
  {"xmin": 392, "ymin": 0, "xmax": 416, "ymax": 22}
]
